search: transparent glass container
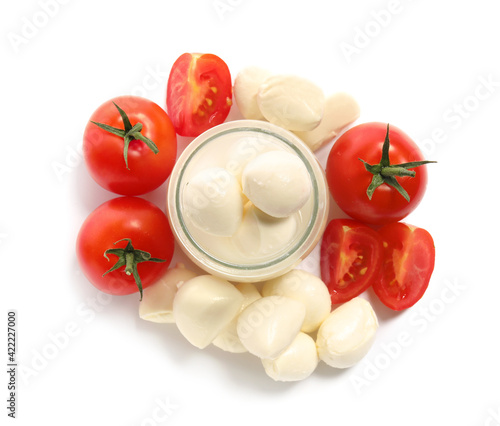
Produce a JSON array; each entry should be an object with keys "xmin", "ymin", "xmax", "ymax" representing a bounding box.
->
[{"xmin": 167, "ymin": 120, "xmax": 329, "ymax": 282}]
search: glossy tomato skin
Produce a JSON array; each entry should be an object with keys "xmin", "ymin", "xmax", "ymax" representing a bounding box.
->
[
  {"xmin": 326, "ymin": 122, "xmax": 428, "ymax": 225},
  {"xmin": 83, "ymin": 96, "xmax": 177, "ymax": 196},
  {"xmin": 76, "ymin": 197, "xmax": 174, "ymax": 296},
  {"xmin": 373, "ymin": 222, "xmax": 435, "ymax": 310},
  {"xmin": 167, "ymin": 53, "xmax": 232, "ymax": 137},
  {"xmin": 320, "ymin": 218, "xmax": 383, "ymax": 305}
]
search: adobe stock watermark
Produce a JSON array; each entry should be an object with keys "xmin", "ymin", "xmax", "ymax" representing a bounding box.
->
[
  {"xmin": 127, "ymin": 64, "xmax": 171, "ymax": 100},
  {"xmin": 350, "ymin": 277, "xmax": 466, "ymax": 395},
  {"xmin": 224, "ymin": 135, "xmax": 269, "ymax": 177},
  {"xmin": 7, "ymin": 0, "xmax": 72, "ymax": 54},
  {"xmin": 51, "ymin": 63, "xmax": 170, "ymax": 182},
  {"xmin": 483, "ymin": 405, "xmax": 500, "ymax": 426},
  {"xmin": 219, "ymin": 274, "xmax": 306, "ymax": 352},
  {"xmin": 138, "ymin": 396, "xmax": 178, "ymax": 426},
  {"xmin": 19, "ymin": 288, "xmax": 113, "ymax": 385},
  {"xmin": 51, "ymin": 138, "xmax": 84, "ymax": 183},
  {"xmin": 417, "ymin": 74, "xmax": 499, "ymax": 158},
  {"xmin": 339, "ymin": 0, "xmax": 413, "ymax": 63},
  {"xmin": 236, "ymin": 296, "xmax": 287, "ymax": 341},
  {"xmin": 212, "ymin": 0, "xmax": 245, "ymax": 21}
]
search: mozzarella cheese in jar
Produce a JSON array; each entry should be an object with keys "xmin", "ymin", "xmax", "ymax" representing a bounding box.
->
[
  {"xmin": 241, "ymin": 150, "xmax": 312, "ymax": 218},
  {"xmin": 182, "ymin": 167, "xmax": 243, "ymax": 237},
  {"xmin": 232, "ymin": 204, "xmax": 298, "ymax": 258},
  {"xmin": 178, "ymin": 130, "xmax": 315, "ymax": 266}
]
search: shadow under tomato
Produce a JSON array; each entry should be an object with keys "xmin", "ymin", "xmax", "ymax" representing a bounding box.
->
[
  {"xmin": 72, "ymin": 157, "xmax": 116, "ymax": 212},
  {"xmin": 364, "ymin": 287, "xmax": 404, "ymax": 323},
  {"xmin": 326, "ymin": 194, "xmax": 351, "ymax": 222}
]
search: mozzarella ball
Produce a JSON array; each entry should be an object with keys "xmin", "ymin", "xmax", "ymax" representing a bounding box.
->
[
  {"xmin": 225, "ymin": 136, "xmax": 272, "ymax": 182},
  {"xmin": 262, "ymin": 332, "xmax": 319, "ymax": 382},
  {"xmin": 183, "ymin": 167, "xmax": 243, "ymax": 237},
  {"xmin": 173, "ymin": 275, "xmax": 244, "ymax": 349},
  {"xmin": 237, "ymin": 296, "xmax": 305, "ymax": 359},
  {"xmin": 294, "ymin": 92, "xmax": 360, "ymax": 151},
  {"xmin": 139, "ymin": 264, "xmax": 198, "ymax": 323},
  {"xmin": 232, "ymin": 204, "xmax": 298, "ymax": 259},
  {"xmin": 233, "ymin": 66, "xmax": 273, "ymax": 120},
  {"xmin": 316, "ymin": 298, "xmax": 378, "ymax": 369},
  {"xmin": 262, "ymin": 269, "xmax": 331, "ymax": 333},
  {"xmin": 241, "ymin": 150, "xmax": 312, "ymax": 218},
  {"xmin": 257, "ymin": 74, "xmax": 325, "ymax": 131},
  {"xmin": 212, "ymin": 283, "xmax": 262, "ymax": 353}
]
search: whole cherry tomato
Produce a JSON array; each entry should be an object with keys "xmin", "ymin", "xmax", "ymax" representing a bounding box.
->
[
  {"xmin": 326, "ymin": 122, "xmax": 435, "ymax": 225},
  {"xmin": 167, "ymin": 52, "xmax": 232, "ymax": 137},
  {"xmin": 76, "ymin": 196, "xmax": 174, "ymax": 299},
  {"xmin": 83, "ymin": 96, "xmax": 177, "ymax": 196}
]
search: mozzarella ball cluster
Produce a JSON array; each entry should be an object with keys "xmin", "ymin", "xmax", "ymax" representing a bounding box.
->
[
  {"xmin": 139, "ymin": 267, "xmax": 378, "ymax": 382},
  {"xmin": 139, "ymin": 263, "xmax": 197, "ymax": 323},
  {"xmin": 183, "ymin": 142, "xmax": 313, "ymax": 259},
  {"xmin": 233, "ymin": 66, "xmax": 361, "ymax": 151}
]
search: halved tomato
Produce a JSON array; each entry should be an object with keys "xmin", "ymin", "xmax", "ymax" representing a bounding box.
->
[
  {"xmin": 166, "ymin": 53, "xmax": 232, "ymax": 137},
  {"xmin": 320, "ymin": 219, "xmax": 383, "ymax": 305},
  {"xmin": 373, "ymin": 222, "xmax": 435, "ymax": 311}
]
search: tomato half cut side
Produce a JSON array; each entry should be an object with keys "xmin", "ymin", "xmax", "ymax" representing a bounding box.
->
[
  {"xmin": 167, "ymin": 52, "xmax": 233, "ymax": 137},
  {"xmin": 373, "ymin": 222, "xmax": 435, "ymax": 311},
  {"xmin": 320, "ymin": 219, "xmax": 383, "ymax": 305}
]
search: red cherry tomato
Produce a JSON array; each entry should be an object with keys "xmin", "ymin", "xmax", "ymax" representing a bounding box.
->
[
  {"xmin": 320, "ymin": 219, "xmax": 383, "ymax": 305},
  {"xmin": 76, "ymin": 197, "xmax": 174, "ymax": 298},
  {"xmin": 373, "ymin": 222, "xmax": 435, "ymax": 311},
  {"xmin": 83, "ymin": 96, "xmax": 177, "ymax": 196},
  {"xmin": 326, "ymin": 122, "xmax": 434, "ymax": 225},
  {"xmin": 167, "ymin": 52, "xmax": 233, "ymax": 137}
]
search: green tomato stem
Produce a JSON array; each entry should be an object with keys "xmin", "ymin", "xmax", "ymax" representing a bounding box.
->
[
  {"xmin": 358, "ymin": 123, "xmax": 436, "ymax": 202},
  {"xmin": 102, "ymin": 238, "xmax": 166, "ymax": 300},
  {"xmin": 91, "ymin": 103, "xmax": 160, "ymax": 170}
]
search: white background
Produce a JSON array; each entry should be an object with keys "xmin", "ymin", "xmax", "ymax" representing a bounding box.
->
[{"xmin": 2, "ymin": 0, "xmax": 500, "ymax": 425}]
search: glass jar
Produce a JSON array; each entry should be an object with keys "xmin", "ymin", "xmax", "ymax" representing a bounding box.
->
[{"xmin": 167, "ymin": 120, "xmax": 329, "ymax": 282}]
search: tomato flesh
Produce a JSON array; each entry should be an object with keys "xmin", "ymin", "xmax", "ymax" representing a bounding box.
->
[
  {"xmin": 167, "ymin": 53, "xmax": 232, "ymax": 137},
  {"xmin": 320, "ymin": 219, "xmax": 383, "ymax": 305},
  {"xmin": 373, "ymin": 222, "xmax": 435, "ymax": 310}
]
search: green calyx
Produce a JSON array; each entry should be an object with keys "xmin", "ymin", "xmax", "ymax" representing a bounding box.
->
[
  {"xmin": 359, "ymin": 124, "xmax": 437, "ymax": 202},
  {"xmin": 102, "ymin": 238, "xmax": 165, "ymax": 300},
  {"xmin": 91, "ymin": 102, "xmax": 159, "ymax": 170}
]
